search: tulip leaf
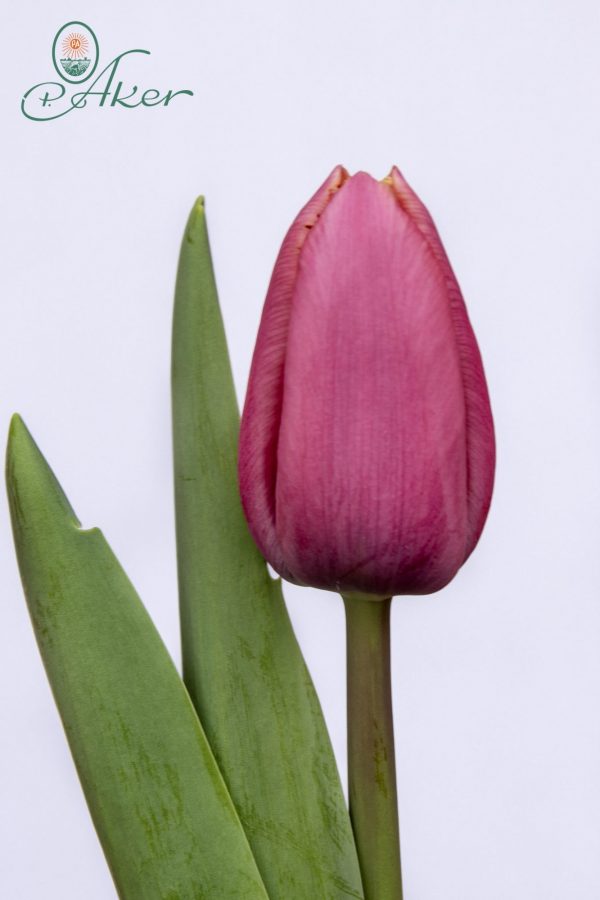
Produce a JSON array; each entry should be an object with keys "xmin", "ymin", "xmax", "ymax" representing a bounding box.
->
[
  {"xmin": 171, "ymin": 199, "xmax": 364, "ymax": 899},
  {"xmin": 6, "ymin": 415, "xmax": 269, "ymax": 900}
]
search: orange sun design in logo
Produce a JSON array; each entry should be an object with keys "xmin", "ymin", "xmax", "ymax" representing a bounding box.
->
[{"xmin": 61, "ymin": 32, "xmax": 89, "ymax": 59}]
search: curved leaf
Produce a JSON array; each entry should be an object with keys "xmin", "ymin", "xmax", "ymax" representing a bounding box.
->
[
  {"xmin": 171, "ymin": 199, "xmax": 364, "ymax": 899},
  {"xmin": 6, "ymin": 415, "xmax": 269, "ymax": 900}
]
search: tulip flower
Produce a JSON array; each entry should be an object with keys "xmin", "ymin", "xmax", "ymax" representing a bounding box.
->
[
  {"xmin": 239, "ymin": 166, "xmax": 495, "ymax": 900},
  {"xmin": 239, "ymin": 165, "xmax": 494, "ymax": 597}
]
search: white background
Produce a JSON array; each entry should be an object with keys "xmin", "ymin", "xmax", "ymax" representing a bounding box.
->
[{"xmin": 2, "ymin": 1, "xmax": 600, "ymax": 897}]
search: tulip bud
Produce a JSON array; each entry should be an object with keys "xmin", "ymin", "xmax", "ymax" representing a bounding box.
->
[{"xmin": 239, "ymin": 166, "xmax": 495, "ymax": 597}]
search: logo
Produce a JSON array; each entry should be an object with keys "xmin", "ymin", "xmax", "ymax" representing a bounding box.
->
[
  {"xmin": 22, "ymin": 21, "xmax": 193, "ymax": 122},
  {"xmin": 52, "ymin": 22, "xmax": 99, "ymax": 83}
]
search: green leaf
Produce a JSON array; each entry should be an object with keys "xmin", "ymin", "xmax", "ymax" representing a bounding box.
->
[
  {"xmin": 171, "ymin": 199, "xmax": 364, "ymax": 899},
  {"xmin": 6, "ymin": 415, "xmax": 269, "ymax": 900}
]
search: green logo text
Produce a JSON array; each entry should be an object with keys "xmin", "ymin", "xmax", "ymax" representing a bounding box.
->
[{"xmin": 22, "ymin": 22, "xmax": 193, "ymax": 122}]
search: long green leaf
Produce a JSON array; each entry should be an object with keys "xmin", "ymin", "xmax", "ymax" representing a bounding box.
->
[
  {"xmin": 6, "ymin": 415, "xmax": 269, "ymax": 900},
  {"xmin": 171, "ymin": 199, "xmax": 364, "ymax": 899}
]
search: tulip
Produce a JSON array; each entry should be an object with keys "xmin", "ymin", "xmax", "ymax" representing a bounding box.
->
[
  {"xmin": 239, "ymin": 166, "xmax": 495, "ymax": 900},
  {"xmin": 238, "ymin": 165, "xmax": 495, "ymax": 598}
]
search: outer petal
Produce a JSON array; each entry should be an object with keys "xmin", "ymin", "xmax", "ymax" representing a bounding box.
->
[
  {"xmin": 239, "ymin": 165, "xmax": 349, "ymax": 579},
  {"xmin": 275, "ymin": 172, "xmax": 469, "ymax": 595},
  {"xmin": 388, "ymin": 167, "xmax": 495, "ymax": 559}
]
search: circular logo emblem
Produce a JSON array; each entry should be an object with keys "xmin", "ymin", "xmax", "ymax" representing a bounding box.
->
[{"xmin": 52, "ymin": 21, "xmax": 99, "ymax": 84}]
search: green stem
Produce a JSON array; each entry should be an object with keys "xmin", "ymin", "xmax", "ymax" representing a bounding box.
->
[{"xmin": 342, "ymin": 592, "xmax": 403, "ymax": 900}]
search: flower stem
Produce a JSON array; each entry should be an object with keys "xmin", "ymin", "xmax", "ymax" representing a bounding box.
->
[{"xmin": 342, "ymin": 592, "xmax": 403, "ymax": 900}]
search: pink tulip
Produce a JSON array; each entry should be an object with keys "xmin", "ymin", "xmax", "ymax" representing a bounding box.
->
[{"xmin": 238, "ymin": 166, "xmax": 495, "ymax": 597}]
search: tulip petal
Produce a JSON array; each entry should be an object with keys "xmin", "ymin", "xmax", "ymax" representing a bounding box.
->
[
  {"xmin": 388, "ymin": 167, "xmax": 495, "ymax": 558},
  {"xmin": 275, "ymin": 172, "xmax": 469, "ymax": 595},
  {"xmin": 239, "ymin": 165, "xmax": 349, "ymax": 579}
]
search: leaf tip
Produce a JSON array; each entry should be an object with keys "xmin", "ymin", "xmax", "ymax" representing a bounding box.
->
[
  {"xmin": 6, "ymin": 412, "xmax": 31, "ymax": 477},
  {"xmin": 185, "ymin": 195, "xmax": 207, "ymax": 244},
  {"xmin": 5, "ymin": 415, "xmax": 80, "ymax": 529}
]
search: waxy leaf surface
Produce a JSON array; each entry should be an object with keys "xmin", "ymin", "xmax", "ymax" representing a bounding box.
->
[
  {"xmin": 6, "ymin": 415, "xmax": 268, "ymax": 900},
  {"xmin": 172, "ymin": 199, "xmax": 363, "ymax": 899}
]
